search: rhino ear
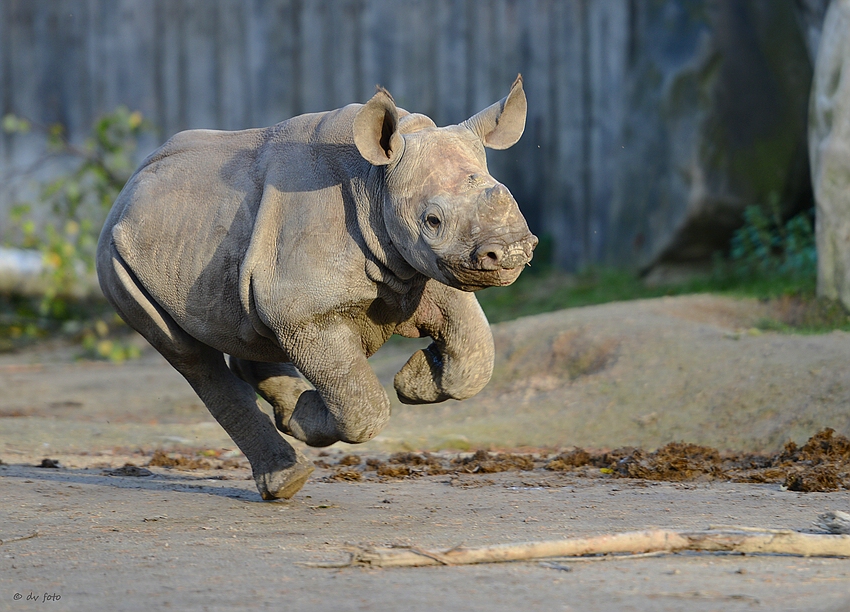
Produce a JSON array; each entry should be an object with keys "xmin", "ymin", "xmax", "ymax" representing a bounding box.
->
[
  {"xmin": 462, "ymin": 74, "xmax": 527, "ymax": 150},
  {"xmin": 354, "ymin": 87, "xmax": 405, "ymax": 166}
]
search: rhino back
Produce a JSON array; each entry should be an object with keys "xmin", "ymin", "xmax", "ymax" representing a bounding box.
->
[{"xmin": 105, "ymin": 106, "xmax": 383, "ymax": 357}]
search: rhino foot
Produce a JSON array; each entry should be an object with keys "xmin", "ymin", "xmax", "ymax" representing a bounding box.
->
[
  {"xmin": 253, "ymin": 449, "xmax": 315, "ymax": 500},
  {"xmin": 394, "ymin": 346, "xmax": 451, "ymax": 405}
]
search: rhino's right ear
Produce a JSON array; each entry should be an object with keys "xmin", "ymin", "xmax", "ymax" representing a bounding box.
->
[
  {"xmin": 354, "ymin": 88, "xmax": 405, "ymax": 166},
  {"xmin": 462, "ymin": 74, "xmax": 527, "ymax": 150}
]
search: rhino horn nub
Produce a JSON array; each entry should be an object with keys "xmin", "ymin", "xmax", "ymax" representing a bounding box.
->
[
  {"xmin": 480, "ymin": 184, "xmax": 523, "ymax": 225},
  {"xmin": 473, "ymin": 184, "xmax": 538, "ymax": 270}
]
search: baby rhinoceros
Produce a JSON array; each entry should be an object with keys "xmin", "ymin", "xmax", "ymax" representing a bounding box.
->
[{"xmin": 97, "ymin": 76, "xmax": 537, "ymax": 499}]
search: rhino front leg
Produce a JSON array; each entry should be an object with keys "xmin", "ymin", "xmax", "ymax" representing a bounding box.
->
[
  {"xmin": 228, "ymin": 358, "xmax": 311, "ymax": 435},
  {"xmin": 276, "ymin": 323, "xmax": 391, "ymax": 447},
  {"xmin": 394, "ymin": 285, "xmax": 495, "ymax": 404},
  {"xmin": 97, "ymin": 247, "xmax": 313, "ymax": 500}
]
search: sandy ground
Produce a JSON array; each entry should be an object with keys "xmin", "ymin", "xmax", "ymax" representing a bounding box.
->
[{"xmin": 2, "ymin": 294, "xmax": 850, "ymax": 611}]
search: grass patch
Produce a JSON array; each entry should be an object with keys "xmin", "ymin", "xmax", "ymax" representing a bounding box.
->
[
  {"xmin": 0, "ymin": 294, "xmax": 141, "ymax": 359},
  {"xmin": 476, "ymin": 267, "xmax": 667, "ymax": 323},
  {"xmin": 477, "ymin": 266, "xmax": 849, "ymax": 334},
  {"xmin": 753, "ymin": 295, "xmax": 850, "ymax": 334}
]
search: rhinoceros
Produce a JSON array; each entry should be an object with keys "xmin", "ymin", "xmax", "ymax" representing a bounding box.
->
[{"xmin": 96, "ymin": 76, "xmax": 537, "ymax": 499}]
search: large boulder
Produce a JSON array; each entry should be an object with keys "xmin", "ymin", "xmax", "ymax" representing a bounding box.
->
[
  {"xmin": 608, "ymin": 1, "xmax": 814, "ymax": 272},
  {"xmin": 795, "ymin": 0, "xmax": 833, "ymax": 62},
  {"xmin": 810, "ymin": 0, "xmax": 850, "ymax": 308}
]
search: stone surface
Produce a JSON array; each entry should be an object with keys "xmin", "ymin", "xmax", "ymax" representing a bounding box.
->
[
  {"xmin": 795, "ymin": 0, "xmax": 833, "ymax": 62},
  {"xmin": 609, "ymin": 1, "xmax": 814, "ymax": 270},
  {"xmin": 810, "ymin": 0, "xmax": 850, "ymax": 309}
]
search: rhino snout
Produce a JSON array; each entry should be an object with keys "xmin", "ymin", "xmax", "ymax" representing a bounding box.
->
[{"xmin": 473, "ymin": 234, "xmax": 538, "ymax": 271}]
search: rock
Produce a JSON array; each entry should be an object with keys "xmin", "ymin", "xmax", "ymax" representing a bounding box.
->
[
  {"xmin": 794, "ymin": 0, "xmax": 833, "ymax": 62},
  {"xmin": 810, "ymin": 0, "xmax": 850, "ymax": 309},
  {"xmin": 814, "ymin": 510, "xmax": 850, "ymax": 534},
  {"xmin": 609, "ymin": 1, "xmax": 814, "ymax": 271}
]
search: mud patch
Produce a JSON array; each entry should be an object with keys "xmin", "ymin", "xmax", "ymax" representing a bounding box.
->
[
  {"xmin": 376, "ymin": 464, "xmax": 412, "ymax": 478},
  {"xmin": 784, "ymin": 466, "xmax": 840, "ymax": 492},
  {"xmin": 543, "ymin": 429, "xmax": 850, "ymax": 492},
  {"xmin": 145, "ymin": 449, "xmax": 243, "ymax": 471},
  {"xmin": 326, "ymin": 469, "xmax": 362, "ymax": 482},
  {"xmin": 615, "ymin": 443, "xmax": 724, "ymax": 481},
  {"xmin": 104, "ymin": 464, "xmax": 154, "ymax": 477},
  {"xmin": 148, "ymin": 450, "xmax": 211, "ymax": 470},
  {"xmin": 372, "ymin": 452, "xmax": 447, "ymax": 478},
  {"xmin": 315, "ymin": 429, "xmax": 850, "ymax": 493},
  {"xmin": 544, "ymin": 448, "xmax": 592, "ymax": 470},
  {"xmin": 452, "ymin": 450, "xmax": 535, "ymax": 473}
]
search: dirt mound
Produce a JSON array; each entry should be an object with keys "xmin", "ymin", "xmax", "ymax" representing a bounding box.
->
[
  {"xmin": 491, "ymin": 325, "xmax": 619, "ymax": 389},
  {"xmin": 613, "ymin": 443, "xmax": 724, "ymax": 481}
]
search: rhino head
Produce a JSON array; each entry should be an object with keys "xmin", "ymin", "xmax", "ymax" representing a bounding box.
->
[{"xmin": 353, "ymin": 76, "xmax": 538, "ymax": 291}]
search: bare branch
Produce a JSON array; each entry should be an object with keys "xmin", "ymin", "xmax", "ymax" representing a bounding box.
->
[{"xmin": 304, "ymin": 526, "xmax": 850, "ymax": 568}]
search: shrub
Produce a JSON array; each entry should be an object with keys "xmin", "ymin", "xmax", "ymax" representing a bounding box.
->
[
  {"xmin": 2, "ymin": 107, "xmax": 151, "ymax": 359},
  {"xmin": 725, "ymin": 193, "xmax": 817, "ymax": 285}
]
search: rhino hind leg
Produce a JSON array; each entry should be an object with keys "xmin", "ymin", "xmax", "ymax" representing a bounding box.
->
[
  {"xmin": 228, "ymin": 358, "xmax": 312, "ymax": 435},
  {"xmin": 97, "ymin": 247, "xmax": 313, "ymax": 500},
  {"xmin": 227, "ymin": 358, "xmax": 348, "ymax": 447}
]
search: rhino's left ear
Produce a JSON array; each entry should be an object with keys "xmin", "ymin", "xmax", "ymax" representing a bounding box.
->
[
  {"xmin": 354, "ymin": 87, "xmax": 405, "ymax": 166},
  {"xmin": 462, "ymin": 74, "xmax": 527, "ymax": 150}
]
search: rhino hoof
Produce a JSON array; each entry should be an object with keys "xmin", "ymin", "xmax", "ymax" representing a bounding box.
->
[{"xmin": 254, "ymin": 453, "xmax": 315, "ymax": 500}]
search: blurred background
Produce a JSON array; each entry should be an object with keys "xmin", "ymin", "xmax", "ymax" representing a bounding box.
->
[
  {"xmin": 0, "ymin": 0, "xmax": 845, "ymax": 349},
  {"xmin": 3, "ymin": 0, "xmax": 850, "ymax": 458}
]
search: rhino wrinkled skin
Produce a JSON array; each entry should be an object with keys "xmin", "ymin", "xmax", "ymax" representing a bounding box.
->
[{"xmin": 97, "ymin": 76, "xmax": 537, "ymax": 499}]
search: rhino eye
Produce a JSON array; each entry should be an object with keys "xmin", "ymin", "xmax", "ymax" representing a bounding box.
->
[{"xmin": 425, "ymin": 214, "xmax": 441, "ymax": 229}]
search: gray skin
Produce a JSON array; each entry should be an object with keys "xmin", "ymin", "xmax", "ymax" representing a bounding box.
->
[{"xmin": 96, "ymin": 76, "xmax": 537, "ymax": 500}]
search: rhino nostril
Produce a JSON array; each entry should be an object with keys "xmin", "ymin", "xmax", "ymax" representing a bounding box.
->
[{"xmin": 474, "ymin": 244, "xmax": 504, "ymax": 270}]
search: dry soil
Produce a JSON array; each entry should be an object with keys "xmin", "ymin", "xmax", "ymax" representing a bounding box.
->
[{"xmin": 2, "ymin": 295, "xmax": 850, "ymax": 611}]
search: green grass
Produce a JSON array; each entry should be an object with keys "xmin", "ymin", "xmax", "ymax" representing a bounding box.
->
[
  {"xmin": 476, "ymin": 265, "xmax": 849, "ymax": 334},
  {"xmin": 476, "ymin": 268, "xmax": 667, "ymax": 323}
]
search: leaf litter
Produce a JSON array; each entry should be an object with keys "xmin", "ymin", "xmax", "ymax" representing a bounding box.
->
[
  {"xmin": 311, "ymin": 428, "xmax": 850, "ymax": 492},
  {"xmin": 113, "ymin": 429, "xmax": 850, "ymax": 492}
]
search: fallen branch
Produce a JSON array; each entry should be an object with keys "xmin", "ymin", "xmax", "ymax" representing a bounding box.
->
[
  {"xmin": 304, "ymin": 526, "xmax": 850, "ymax": 568},
  {"xmin": 0, "ymin": 531, "xmax": 39, "ymax": 546}
]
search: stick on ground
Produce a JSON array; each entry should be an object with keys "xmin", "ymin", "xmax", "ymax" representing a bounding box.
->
[{"xmin": 305, "ymin": 526, "xmax": 850, "ymax": 568}]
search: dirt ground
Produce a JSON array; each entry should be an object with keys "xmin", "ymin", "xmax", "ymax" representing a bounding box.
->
[{"xmin": 2, "ymin": 294, "xmax": 850, "ymax": 611}]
